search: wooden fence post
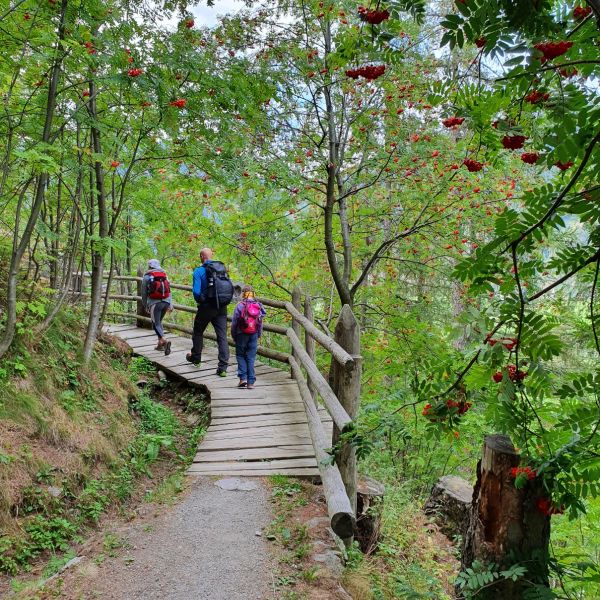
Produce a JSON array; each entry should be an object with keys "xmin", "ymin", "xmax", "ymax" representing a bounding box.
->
[
  {"xmin": 136, "ymin": 265, "xmax": 151, "ymax": 329},
  {"xmin": 332, "ymin": 305, "xmax": 361, "ymax": 541},
  {"xmin": 291, "ymin": 287, "xmax": 302, "ymax": 361},
  {"xmin": 304, "ymin": 295, "xmax": 317, "ymax": 401},
  {"xmin": 461, "ymin": 434, "xmax": 551, "ymax": 598}
]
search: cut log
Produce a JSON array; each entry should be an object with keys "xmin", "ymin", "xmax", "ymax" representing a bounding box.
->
[
  {"xmin": 461, "ymin": 435, "xmax": 551, "ymax": 598},
  {"xmin": 355, "ymin": 475, "xmax": 385, "ymax": 554},
  {"xmin": 424, "ymin": 475, "xmax": 472, "ymax": 538}
]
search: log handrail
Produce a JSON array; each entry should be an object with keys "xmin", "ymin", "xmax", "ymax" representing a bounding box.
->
[
  {"xmin": 107, "ymin": 311, "xmax": 290, "ymax": 363},
  {"xmin": 102, "ymin": 274, "xmax": 353, "ymax": 365},
  {"xmin": 103, "ymin": 293, "xmax": 286, "ymax": 335},
  {"xmin": 286, "ymin": 328, "xmax": 352, "ymax": 431},
  {"xmin": 289, "ymin": 356, "xmax": 355, "ymax": 538}
]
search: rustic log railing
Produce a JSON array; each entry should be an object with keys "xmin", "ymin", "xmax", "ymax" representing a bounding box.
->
[{"xmin": 102, "ymin": 272, "xmax": 362, "ymax": 542}]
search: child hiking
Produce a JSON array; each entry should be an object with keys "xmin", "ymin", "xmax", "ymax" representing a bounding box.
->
[
  {"xmin": 231, "ymin": 285, "xmax": 266, "ymax": 389},
  {"xmin": 141, "ymin": 259, "xmax": 174, "ymax": 355}
]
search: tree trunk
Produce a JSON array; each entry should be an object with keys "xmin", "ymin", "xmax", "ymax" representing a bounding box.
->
[
  {"xmin": 461, "ymin": 435, "xmax": 550, "ymax": 599},
  {"xmin": 0, "ymin": 0, "xmax": 68, "ymax": 359},
  {"xmin": 83, "ymin": 70, "xmax": 109, "ymax": 364}
]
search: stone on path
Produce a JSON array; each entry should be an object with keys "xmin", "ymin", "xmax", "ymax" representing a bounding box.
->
[{"xmin": 215, "ymin": 477, "xmax": 259, "ymax": 492}]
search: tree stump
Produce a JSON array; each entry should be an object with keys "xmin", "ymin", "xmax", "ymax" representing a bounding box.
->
[
  {"xmin": 424, "ymin": 475, "xmax": 472, "ymax": 539},
  {"xmin": 460, "ymin": 435, "xmax": 551, "ymax": 599},
  {"xmin": 355, "ymin": 475, "xmax": 385, "ymax": 554}
]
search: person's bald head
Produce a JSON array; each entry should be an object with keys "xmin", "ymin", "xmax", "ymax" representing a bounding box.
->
[{"xmin": 200, "ymin": 247, "xmax": 213, "ymax": 263}]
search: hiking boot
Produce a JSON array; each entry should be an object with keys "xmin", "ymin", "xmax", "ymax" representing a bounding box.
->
[
  {"xmin": 186, "ymin": 353, "xmax": 201, "ymax": 366},
  {"xmin": 164, "ymin": 341, "xmax": 171, "ymax": 356},
  {"xmin": 216, "ymin": 369, "xmax": 227, "ymax": 377}
]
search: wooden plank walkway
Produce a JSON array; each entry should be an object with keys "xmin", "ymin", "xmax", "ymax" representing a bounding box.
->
[{"xmin": 104, "ymin": 323, "xmax": 332, "ymax": 477}]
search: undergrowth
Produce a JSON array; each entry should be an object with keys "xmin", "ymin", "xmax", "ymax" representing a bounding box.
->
[{"xmin": 343, "ymin": 483, "xmax": 459, "ymax": 600}]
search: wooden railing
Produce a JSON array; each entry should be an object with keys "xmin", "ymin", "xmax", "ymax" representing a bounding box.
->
[{"xmin": 103, "ymin": 272, "xmax": 362, "ymax": 542}]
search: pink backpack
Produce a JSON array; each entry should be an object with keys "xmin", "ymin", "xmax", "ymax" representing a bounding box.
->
[{"xmin": 239, "ymin": 301, "xmax": 262, "ymax": 334}]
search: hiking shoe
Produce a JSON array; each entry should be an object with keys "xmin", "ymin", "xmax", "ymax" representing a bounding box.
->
[
  {"xmin": 164, "ymin": 341, "xmax": 171, "ymax": 356},
  {"xmin": 186, "ymin": 353, "xmax": 201, "ymax": 366},
  {"xmin": 216, "ymin": 369, "xmax": 227, "ymax": 377}
]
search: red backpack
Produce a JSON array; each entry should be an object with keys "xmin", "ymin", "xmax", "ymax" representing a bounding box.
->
[
  {"xmin": 147, "ymin": 270, "xmax": 171, "ymax": 300},
  {"xmin": 239, "ymin": 301, "xmax": 262, "ymax": 334}
]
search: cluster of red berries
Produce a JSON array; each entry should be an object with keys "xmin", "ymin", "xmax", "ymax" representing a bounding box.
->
[
  {"xmin": 184, "ymin": 18, "xmax": 194, "ymax": 28},
  {"xmin": 554, "ymin": 160, "xmax": 573, "ymax": 171},
  {"xmin": 110, "ymin": 160, "xmax": 120, "ymax": 168},
  {"xmin": 475, "ymin": 37, "xmax": 486, "ymax": 48},
  {"xmin": 357, "ymin": 6, "xmax": 390, "ymax": 24},
  {"xmin": 521, "ymin": 152, "xmax": 540, "ymax": 164},
  {"xmin": 128, "ymin": 68, "xmax": 143, "ymax": 77},
  {"xmin": 502, "ymin": 135, "xmax": 527, "ymax": 149},
  {"xmin": 345, "ymin": 65, "xmax": 386, "ymax": 80},
  {"xmin": 492, "ymin": 364, "xmax": 527, "ymax": 383},
  {"xmin": 525, "ymin": 90, "xmax": 549, "ymax": 104},
  {"xmin": 487, "ymin": 337, "xmax": 518, "ymax": 351},
  {"xmin": 82, "ymin": 90, "xmax": 90, "ymax": 97},
  {"xmin": 573, "ymin": 6, "xmax": 592, "ymax": 20},
  {"xmin": 169, "ymin": 98, "xmax": 187, "ymax": 108},
  {"xmin": 442, "ymin": 116, "xmax": 465, "ymax": 128},
  {"xmin": 463, "ymin": 158, "xmax": 483, "ymax": 172},
  {"xmin": 422, "ymin": 399, "xmax": 472, "ymax": 419},
  {"xmin": 510, "ymin": 466, "xmax": 537, "ymax": 480},
  {"xmin": 534, "ymin": 41, "xmax": 573, "ymax": 62},
  {"xmin": 84, "ymin": 41, "xmax": 96, "ymax": 55},
  {"xmin": 536, "ymin": 498, "xmax": 564, "ymax": 516},
  {"xmin": 446, "ymin": 399, "xmax": 473, "ymax": 414}
]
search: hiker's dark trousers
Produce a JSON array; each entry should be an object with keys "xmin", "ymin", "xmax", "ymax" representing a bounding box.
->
[
  {"xmin": 190, "ymin": 305, "xmax": 229, "ymax": 370},
  {"xmin": 149, "ymin": 301, "xmax": 170, "ymax": 338}
]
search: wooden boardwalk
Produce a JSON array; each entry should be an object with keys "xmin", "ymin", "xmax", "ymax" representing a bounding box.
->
[{"xmin": 104, "ymin": 323, "xmax": 332, "ymax": 477}]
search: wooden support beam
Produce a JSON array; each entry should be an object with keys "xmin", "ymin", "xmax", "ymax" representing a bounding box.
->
[
  {"xmin": 287, "ymin": 328, "xmax": 352, "ymax": 431},
  {"xmin": 285, "ymin": 301, "xmax": 354, "ymax": 370},
  {"xmin": 136, "ymin": 266, "xmax": 151, "ymax": 329},
  {"xmin": 304, "ymin": 295, "xmax": 317, "ymax": 401},
  {"xmin": 291, "ymin": 287, "xmax": 302, "ymax": 364},
  {"xmin": 289, "ymin": 356, "xmax": 355, "ymax": 539}
]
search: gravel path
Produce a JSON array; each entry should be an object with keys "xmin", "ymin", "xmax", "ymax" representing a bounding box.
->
[{"xmin": 76, "ymin": 476, "xmax": 275, "ymax": 600}]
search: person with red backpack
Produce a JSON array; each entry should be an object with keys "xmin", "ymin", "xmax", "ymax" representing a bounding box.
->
[
  {"xmin": 231, "ymin": 285, "xmax": 266, "ymax": 389},
  {"xmin": 142, "ymin": 259, "xmax": 173, "ymax": 355}
]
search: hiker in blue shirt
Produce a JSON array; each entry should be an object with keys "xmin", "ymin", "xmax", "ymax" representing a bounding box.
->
[{"xmin": 186, "ymin": 248, "xmax": 233, "ymax": 375}]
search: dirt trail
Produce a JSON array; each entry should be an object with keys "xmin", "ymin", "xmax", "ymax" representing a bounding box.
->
[{"xmin": 61, "ymin": 476, "xmax": 275, "ymax": 600}]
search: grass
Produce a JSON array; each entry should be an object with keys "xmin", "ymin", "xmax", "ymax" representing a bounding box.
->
[{"xmin": 0, "ymin": 308, "xmax": 209, "ymax": 583}]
